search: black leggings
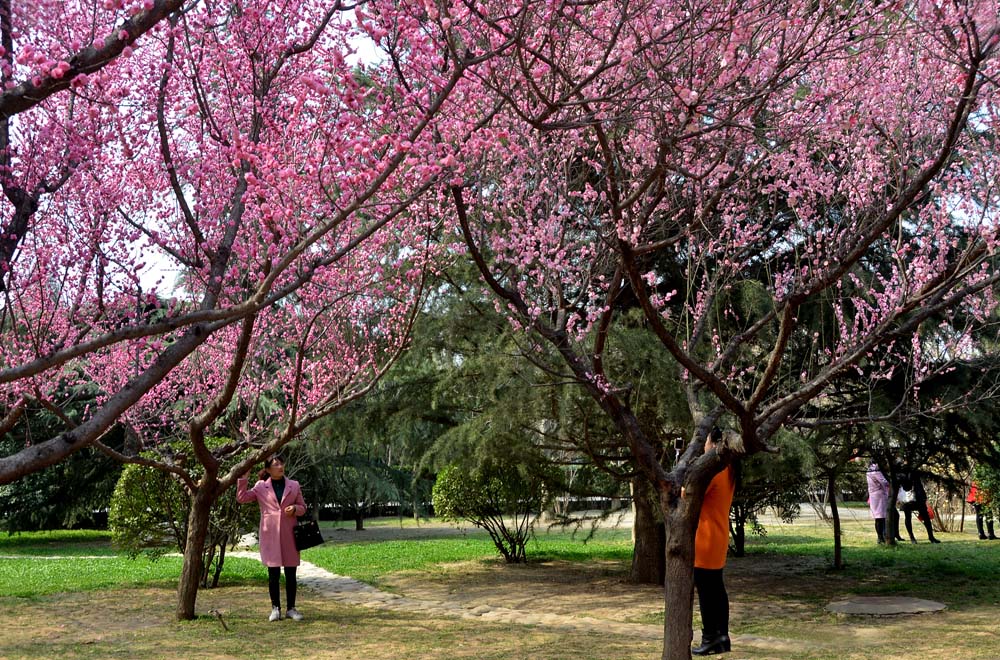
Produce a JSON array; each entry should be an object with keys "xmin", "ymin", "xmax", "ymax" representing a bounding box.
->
[
  {"xmin": 694, "ymin": 567, "xmax": 729, "ymax": 637},
  {"xmin": 902, "ymin": 502, "xmax": 936, "ymax": 542},
  {"xmin": 268, "ymin": 566, "xmax": 297, "ymax": 609},
  {"xmin": 974, "ymin": 504, "xmax": 996, "ymax": 538}
]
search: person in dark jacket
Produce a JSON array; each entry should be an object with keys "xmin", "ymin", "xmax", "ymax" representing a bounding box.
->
[{"xmin": 897, "ymin": 468, "xmax": 940, "ymax": 544}]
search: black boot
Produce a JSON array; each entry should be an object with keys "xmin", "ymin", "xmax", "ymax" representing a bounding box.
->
[
  {"xmin": 976, "ymin": 512, "xmax": 987, "ymax": 540},
  {"xmin": 988, "ymin": 520, "xmax": 998, "ymax": 540},
  {"xmin": 692, "ymin": 631, "xmax": 731, "ymax": 656}
]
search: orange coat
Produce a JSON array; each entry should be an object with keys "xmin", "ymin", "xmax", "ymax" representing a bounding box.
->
[{"xmin": 695, "ymin": 466, "xmax": 736, "ymax": 570}]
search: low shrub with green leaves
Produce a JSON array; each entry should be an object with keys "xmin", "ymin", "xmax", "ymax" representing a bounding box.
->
[
  {"xmin": 432, "ymin": 461, "xmax": 547, "ymax": 563},
  {"xmin": 108, "ymin": 437, "xmax": 256, "ymax": 587}
]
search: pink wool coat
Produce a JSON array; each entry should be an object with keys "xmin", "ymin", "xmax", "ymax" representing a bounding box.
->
[
  {"xmin": 866, "ymin": 464, "xmax": 891, "ymax": 519},
  {"xmin": 237, "ymin": 477, "xmax": 307, "ymax": 567}
]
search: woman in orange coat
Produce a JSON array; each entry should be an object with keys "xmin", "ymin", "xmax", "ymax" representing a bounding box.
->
[
  {"xmin": 968, "ymin": 482, "xmax": 997, "ymax": 540},
  {"xmin": 691, "ymin": 428, "xmax": 736, "ymax": 656}
]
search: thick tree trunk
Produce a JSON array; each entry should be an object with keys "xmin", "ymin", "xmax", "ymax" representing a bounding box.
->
[
  {"xmin": 176, "ymin": 485, "xmax": 214, "ymax": 620},
  {"xmin": 631, "ymin": 476, "xmax": 665, "ymax": 584},
  {"xmin": 827, "ymin": 473, "xmax": 843, "ymax": 569},
  {"xmin": 660, "ymin": 491, "xmax": 699, "ymax": 660},
  {"xmin": 354, "ymin": 509, "xmax": 365, "ymax": 531}
]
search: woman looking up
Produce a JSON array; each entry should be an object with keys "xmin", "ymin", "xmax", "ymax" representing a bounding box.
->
[{"xmin": 237, "ymin": 455, "xmax": 308, "ymax": 621}]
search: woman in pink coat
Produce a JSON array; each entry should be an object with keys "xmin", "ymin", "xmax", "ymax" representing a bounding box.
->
[
  {"xmin": 238, "ymin": 455, "xmax": 307, "ymax": 621},
  {"xmin": 866, "ymin": 462, "xmax": 891, "ymax": 544}
]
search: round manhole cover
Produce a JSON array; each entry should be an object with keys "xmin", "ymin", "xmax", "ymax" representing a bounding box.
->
[{"xmin": 825, "ymin": 596, "xmax": 946, "ymax": 616}]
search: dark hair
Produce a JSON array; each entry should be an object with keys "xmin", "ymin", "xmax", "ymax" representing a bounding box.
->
[
  {"xmin": 258, "ymin": 454, "xmax": 285, "ymax": 481},
  {"xmin": 708, "ymin": 426, "xmax": 723, "ymax": 444}
]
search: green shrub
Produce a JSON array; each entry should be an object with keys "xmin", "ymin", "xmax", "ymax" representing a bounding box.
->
[
  {"xmin": 108, "ymin": 437, "xmax": 256, "ymax": 587},
  {"xmin": 432, "ymin": 461, "xmax": 546, "ymax": 563}
]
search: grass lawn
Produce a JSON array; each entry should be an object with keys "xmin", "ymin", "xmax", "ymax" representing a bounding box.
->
[
  {"xmin": 305, "ymin": 524, "xmax": 633, "ymax": 586},
  {"xmin": 1, "ymin": 515, "xmax": 998, "ymax": 659},
  {"xmin": 0, "ymin": 529, "xmax": 118, "ymax": 556}
]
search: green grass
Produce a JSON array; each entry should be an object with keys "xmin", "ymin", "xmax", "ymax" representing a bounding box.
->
[
  {"xmin": 6, "ymin": 520, "xmax": 999, "ymax": 612},
  {"xmin": 3, "ymin": 520, "xmax": 1000, "ymax": 660},
  {"xmin": 0, "ymin": 529, "xmax": 270, "ymax": 598},
  {"xmin": 0, "ymin": 524, "xmax": 634, "ymax": 598},
  {"xmin": 0, "ymin": 555, "xmax": 264, "ymax": 598},
  {"xmin": 320, "ymin": 516, "xmax": 444, "ymax": 530},
  {"xmin": 742, "ymin": 523, "xmax": 1000, "ymax": 608},
  {"xmin": 305, "ymin": 527, "xmax": 634, "ymax": 585},
  {"xmin": 306, "ymin": 537, "xmax": 498, "ymax": 584},
  {"xmin": 0, "ymin": 529, "xmax": 118, "ymax": 556}
]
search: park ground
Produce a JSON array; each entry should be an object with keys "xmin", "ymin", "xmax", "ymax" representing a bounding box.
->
[{"xmin": 1, "ymin": 507, "xmax": 998, "ymax": 660}]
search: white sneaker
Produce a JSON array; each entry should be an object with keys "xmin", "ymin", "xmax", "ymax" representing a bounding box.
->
[
  {"xmin": 286, "ymin": 608, "xmax": 304, "ymax": 621},
  {"xmin": 269, "ymin": 607, "xmax": 282, "ymax": 622}
]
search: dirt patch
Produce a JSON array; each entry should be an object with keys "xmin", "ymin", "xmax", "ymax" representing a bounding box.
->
[
  {"xmin": 0, "ymin": 584, "xmax": 659, "ymax": 660},
  {"xmin": 373, "ymin": 548, "xmax": 1000, "ymax": 659},
  {"xmin": 381, "ymin": 558, "xmax": 664, "ymax": 623}
]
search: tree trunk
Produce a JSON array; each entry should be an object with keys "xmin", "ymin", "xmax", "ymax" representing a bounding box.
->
[
  {"xmin": 887, "ymin": 488, "xmax": 900, "ymax": 547},
  {"xmin": 212, "ymin": 538, "xmax": 226, "ymax": 588},
  {"xmin": 660, "ymin": 491, "xmax": 699, "ymax": 660},
  {"xmin": 827, "ymin": 473, "xmax": 843, "ymax": 570},
  {"xmin": 731, "ymin": 511, "xmax": 745, "ymax": 558},
  {"xmin": 176, "ymin": 485, "xmax": 214, "ymax": 620},
  {"xmin": 200, "ymin": 543, "xmax": 215, "ymax": 588},
  {"xmin": 631, "ymin": 476, "xmax": 665, "ymax": 584},
  {"xmin": 355, "ymin": 508, "xmax": 365, "ymax": 531}
]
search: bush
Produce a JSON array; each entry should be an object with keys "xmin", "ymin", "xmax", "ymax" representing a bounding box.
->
[
  {"xmin": 108, "ymin": 437, "xmax": 256, "ymax": 587},
  {"xmin": 432, "ymin": 460, "xmax": 547, "ymax": 563}
]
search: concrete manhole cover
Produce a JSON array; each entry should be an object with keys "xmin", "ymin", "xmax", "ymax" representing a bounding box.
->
[{"xmin": 825, "ymin": 596, "xmax": 946, "ymax": 616}]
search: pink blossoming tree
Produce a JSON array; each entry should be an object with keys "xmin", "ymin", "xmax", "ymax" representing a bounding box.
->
[
  {"xmin": 448, "ymin": 1, "xmax": 999, "ymax": 657},
  {"xmin": 0, "ymin": 0, "xmax": 514, "ymax": 618}
]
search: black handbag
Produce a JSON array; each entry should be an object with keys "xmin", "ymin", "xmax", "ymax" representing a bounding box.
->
[{"xmin": 293, "ymin": 517, "xmax": 324, "ymax": 551}]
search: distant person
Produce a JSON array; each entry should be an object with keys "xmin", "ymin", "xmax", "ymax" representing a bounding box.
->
[
  {"xmin": 690, "ymin": 427, "xmax": 737, "ymax": 656},
  {"xmin": 238, "ymin": 455, "xmax": 308, "ymax": 621},
  {"xmin": 967, "ymin": 481, "xmax": 997, "ymax": 540},
  {"xmin": 898, "ymin": 468, "xmax": 940, "ymax": 544},
  {"xmin": 865, "ymin": 463, "xmax": 891, "ymax": 543}
]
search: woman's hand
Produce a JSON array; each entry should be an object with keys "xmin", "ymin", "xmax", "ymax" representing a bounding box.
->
[{"xmin": 284, "ymin": 505, "xmax": 297, "ymax": 517}]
